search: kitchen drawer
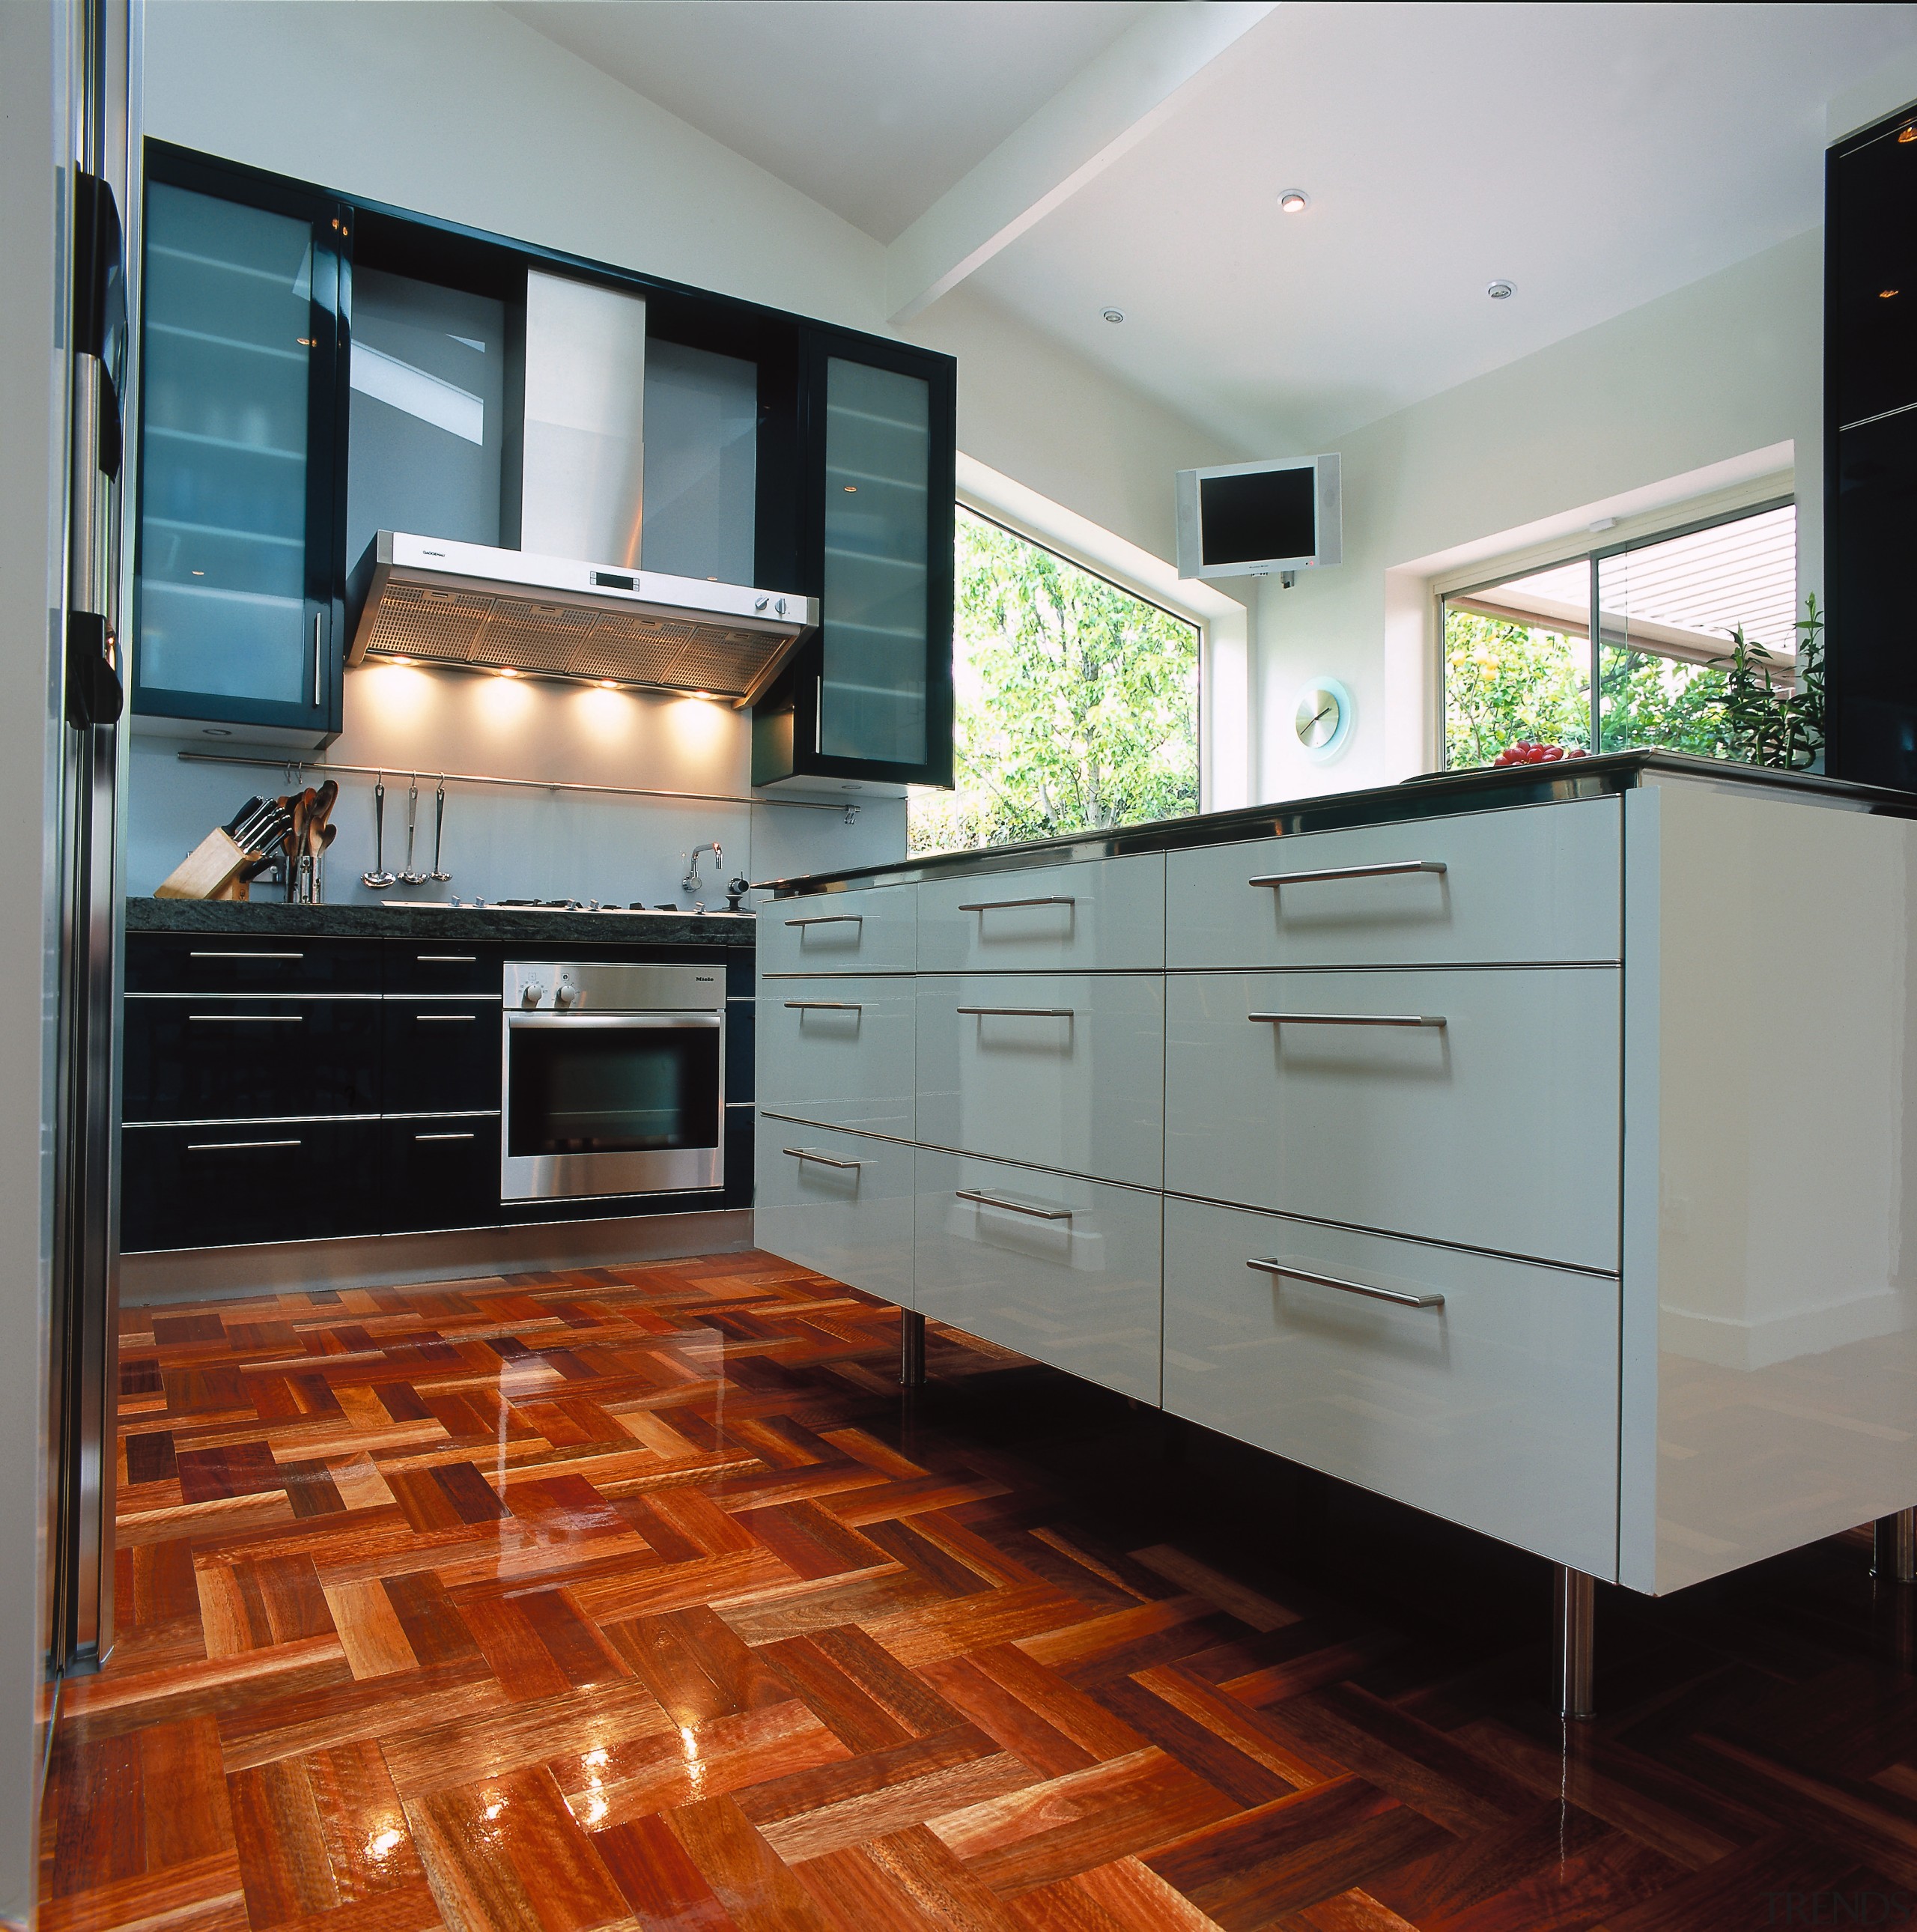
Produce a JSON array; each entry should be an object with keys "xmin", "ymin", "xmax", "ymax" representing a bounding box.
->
[
  {"xmin": 1162, "ymin": 1197, "xmax": 1617, "ymax": 1576},
  {"xmin": 759, "ymin": 883, "xmax": 917, "ymax": 973},
  {"xmin": 1165, "ymin": 797, "xmax": 1620, "ymax": 970},
  {"xmin": 381, "ymin": 1115, "xmax": 501, "ymax": 1233},
  {"xmin": 383, "ymin": 939, "xmax": 505, "ymax": 994},
  {"xmin": 756, "ymin": 1120, "xmax": 914, "ymax": 1307},
  {"xmin": 126, "ymin": 932, "xmax": 380, "ymax": 993},
  {"xmin": 756, "ymin": 976, "xmax": 914, "ymax": 1138},
  {"xmin": 914, "ymin": 1149, "xmax": 1161, "ymax": 1402},
  {"xmin": 915, "ymin": 973, "xmax": 1163, "ymax": 1188},
  {"xmin": 121, "ymin": 1118, "xmax": 384, "ymax": 1251},
  {"xmin": 124, "ymin": 996, "xmax": 382, "ymax": 1122},
  {"xmin": 1164, "ymin": 967, "xmax": 1619, "ymax": 1271},
  {"xmin": 383, "ymin": 999, "xmax": 503, "ymax": 1114},
  {"xmin": 918, "ymin": 854, "xmax": 1164, "ymax": 972}
]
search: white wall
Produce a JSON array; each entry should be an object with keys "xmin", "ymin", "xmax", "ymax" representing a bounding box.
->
[
  {"xmin": 1251, "ymin": 229, "xmax": 1823, "ymax": 802},
  {"xmin": 145, "ymin": 1, "xmax": 892, "ymax": 331}
]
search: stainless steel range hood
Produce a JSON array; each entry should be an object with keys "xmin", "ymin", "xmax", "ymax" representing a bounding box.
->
[{"xmin": 346, "ymin": 270, "xmax": 815, "ymax": 705}]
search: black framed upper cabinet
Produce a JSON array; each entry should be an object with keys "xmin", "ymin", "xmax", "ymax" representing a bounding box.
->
[
  {"xmin": 132, "ymin": 145, "xmax": 348, "ymax": 747},
  {"xmin": 753, "ymin": 330, "xmax": 955, "ymax": 792},
  {"xmin": 1825, "ymin": 105, "xmax": 1917, "ymax": 791}
]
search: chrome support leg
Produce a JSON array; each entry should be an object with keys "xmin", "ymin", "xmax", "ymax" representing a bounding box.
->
[
  {"xmin": 1873, "ymin": 1508, "xmax": 1916, "ymax": 1583},
  {"xmin": 1555, "ymin": 1566, "xmax": 1596, "ymax": 1720},
  {"xmin": 899, "ymin": 1309, "xmax": 926, "ymax": 1389}
]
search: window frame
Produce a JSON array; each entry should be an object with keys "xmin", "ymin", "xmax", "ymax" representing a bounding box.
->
[{"xmin": 1438, "ymin": 493, "xmax": 1796, "ymax": 768}]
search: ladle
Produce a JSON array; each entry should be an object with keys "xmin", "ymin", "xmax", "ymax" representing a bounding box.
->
[
  {"xmin": 399, "ymin": 775, "xmax": 428, "ymax": 886},
  {"xmin": 430, "ymin": 776, "xmax": 451, "ymax": 882},
  {"xmin": 361, "ymin": 774, "xmax": 398, "ymax": 889}
]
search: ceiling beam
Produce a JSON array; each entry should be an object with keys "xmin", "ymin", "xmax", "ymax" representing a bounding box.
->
[{"xmin": 884, "ymin": 0, "xmax": 1279, "ymax": 325}]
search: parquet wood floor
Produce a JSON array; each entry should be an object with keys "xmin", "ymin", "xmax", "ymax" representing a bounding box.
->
[{"xmin": 41, "ymin": 1251, "xmax": 1917, "ymax": 1931}]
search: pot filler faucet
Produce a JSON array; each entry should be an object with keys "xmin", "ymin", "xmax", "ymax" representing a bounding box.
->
[{"xmin": 681, "ymin": 842, "xmax": 723, "ymax": 901}]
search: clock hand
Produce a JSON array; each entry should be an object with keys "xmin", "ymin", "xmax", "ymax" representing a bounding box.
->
[{"xmin": 1309, "ymin": 704, "xmax": 1334, "ymax": 726}]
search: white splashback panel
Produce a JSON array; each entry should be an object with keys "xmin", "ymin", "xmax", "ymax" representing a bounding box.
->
[{"xmin": 127, "ymin": 661, "xmax": 905, "ymax": 905}]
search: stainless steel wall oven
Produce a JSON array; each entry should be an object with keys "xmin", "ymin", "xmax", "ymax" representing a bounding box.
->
[{"xmin": 502, "ymin": 961, "xmax": 723, "ymax": 1201}]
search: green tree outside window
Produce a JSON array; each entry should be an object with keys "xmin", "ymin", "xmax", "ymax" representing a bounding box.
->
[{"xmin": 910, "ymin": 511, "xmax": 1199, "ymax": 854}]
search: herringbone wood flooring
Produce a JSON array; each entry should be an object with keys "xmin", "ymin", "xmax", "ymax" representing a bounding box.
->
[{"xmin": 40, "ymin": 1251, "xmax": 1917, "ymax": 1931}]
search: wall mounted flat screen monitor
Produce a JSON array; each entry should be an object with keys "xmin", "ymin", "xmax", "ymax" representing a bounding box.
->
[{"xmin": 1175, "ymin": 454, "xmax": 1341, "ymax": 581}]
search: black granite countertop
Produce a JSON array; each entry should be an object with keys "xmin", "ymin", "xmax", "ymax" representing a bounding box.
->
[
  {"xmin": 126, "ymin": 897, "xmax": 757, "ymax": 947},
  {"xmin": 762, "ymin": 750, "xmax": 1917, "ymax": 896}
]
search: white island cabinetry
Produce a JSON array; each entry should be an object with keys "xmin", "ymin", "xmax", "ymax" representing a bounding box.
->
[{"xmin": 756, "ymin": 766, "xmax": 1917, "ymax": 1695}]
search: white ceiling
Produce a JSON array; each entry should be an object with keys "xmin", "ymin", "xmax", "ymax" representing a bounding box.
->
[
  {"xmin": 969, "ymin": 1, "xmax": 1917, "ymax": 450},
  {"xmin": 507, "ymin": 1, "xmax": 1154, "ymax": 243},
  {"xmin": 514, "ymin": 0, "xmax": 1917, "ymax": 453}
]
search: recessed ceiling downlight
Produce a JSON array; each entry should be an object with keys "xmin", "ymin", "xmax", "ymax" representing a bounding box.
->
[
  {"xmin": 1278, "ymin": 189, "xmax": 1310, "ymax": 213},
  {"xmin": 1486, "ymin": 279, "xmax": 1515, "ymax": 300},
  {"xmin": 1101, "ymin": 306, "xmax": 1125, "ymax": 324}
]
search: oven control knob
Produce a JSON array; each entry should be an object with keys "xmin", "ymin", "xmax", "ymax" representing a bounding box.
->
[
  {"xmin": 520, "ymin": 982, "xmax": 545, "ymax": 1007},
  {"xmin": 555, "ymin": 982, "xmax": 577, "ymax": 1008}
]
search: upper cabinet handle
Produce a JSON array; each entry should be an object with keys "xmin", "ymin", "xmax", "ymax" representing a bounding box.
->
[
  {"xmin": 1247, "ymin": 1257, "xmax": 1444, "ymax": 1308},
  {"xmin": 188, "ymin": 950, "xmax": 303, "ymax": 960},
  {"xmin": 1249, "ymin": 1012, "xmax": 1445, "ymax": 1029},
  {"xmin": 785, "ymin": 1000, "xmax": 862, "ymax": 1012},
  {"xmin": 957, "ymin": 894, "xmax": 1075, "ymax": 914},
  {"xmin": 1248, "ymin": 860, "xmax": 1447, "ymax": 888},
  {"xmin": 312, "ymin": 612, "xmax": 323, "ymax": 708},
  {"xmin": 787, "ymin": 913, "xmax": 863, "ymax": 929}
]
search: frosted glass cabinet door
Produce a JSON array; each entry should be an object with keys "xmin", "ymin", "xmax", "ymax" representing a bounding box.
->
[
  {"xmin": 821, "ymin": 356, "xmax": 930, "ymax": 765},
  {"xmin": 135, "ymin": 170, "xmax": 343, "ymax": 735}
]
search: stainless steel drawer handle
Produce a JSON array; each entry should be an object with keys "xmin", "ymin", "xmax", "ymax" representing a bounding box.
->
[
  {"xmin": 957, "ymin": 1189, "xmax": 1073, "ymax": 1221},
  {"xmin": 956, "ymin": 1006, "xmax": 1075, "ymax": 1018},
  {"xmin": 956, "ymin": 894, "xmax": 1075, "ymax": 914},
  {"xmin": 786, "ymin": 1146, "xmax": 863, "ymax": 1170},
  {"xmin": 417, "ymin": 954, "xmax": 477, "ymax": 963},
  {"xmin": 785, "ymin": 1000, "xmax": 862, "ymax": 1012},
  {"xmin": 1248, "ymin": 1257, "xmax": 1444, "ymax": 1308},
  {"xmin": 1249, "ymin": 860, "xmax": 1447, "ymax": 888},
  {"xmin": 186, "ymin": 1137, "xmax": 301, "ymax": 1152},
  {"xmin": 786, "ymin": 914, "xmax": 863, "ymax": 928},
  {"xmin": 414, "ymin": 1131, "xmax": 476, "ymax": 1142},
  {"xmin": 1249, "ymin": 1012, "xmax": 1445, "ymax": 1029},
  {"xmin": 188, "ymin": 950, "xmax": 305, "ymax": 959},
  {"xmin": 188, "ymin": 1013, "xmax": 303, "ymax": 1024},
  {"xmin": 416, "ymin": 1014, "xmax": 477, "ymax": 1024}
]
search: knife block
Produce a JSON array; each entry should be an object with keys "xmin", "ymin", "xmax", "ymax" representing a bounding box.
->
[{"xmin": 154, "ymin": 827, "xmax": 252, "ymax": 901}]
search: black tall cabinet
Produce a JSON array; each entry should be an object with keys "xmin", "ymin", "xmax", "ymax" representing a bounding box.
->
[
  {"xmin": 1826, "ymin": 106, "xmax": 1917, "ymax": 791},
  {"xmin": 750, "ymin": 330, "xmax": 957, "ymax": 794},
  {"xmin": 133, "ymin": 146, "xmax": 349, "ymax": 744}
]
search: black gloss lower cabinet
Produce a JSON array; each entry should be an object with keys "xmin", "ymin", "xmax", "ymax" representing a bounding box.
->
[
  {"xmin": 381, "ymin": 1116, "xmax": 501, "ymax": 1231},
  {"xmin": 123, "ymin": 1120, "xmax": 385, "ymax": 1251},
  {"xmin": 124, "ymin": 997, "xmax": 381, "ymax": 1121},
  {"xmin": 383, "ymin": 1000, "xmax": 501, "ymax": 1113}
]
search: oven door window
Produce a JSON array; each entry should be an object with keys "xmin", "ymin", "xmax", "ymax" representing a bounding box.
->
[{"xmin": 507, "ymin": 1016, "xmax": 720, "ymax": 1157}]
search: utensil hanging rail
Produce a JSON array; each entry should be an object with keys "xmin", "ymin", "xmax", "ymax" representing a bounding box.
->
[{"xmin": 174, "ymin": 750, "xmax": 852, "ymax": 812}]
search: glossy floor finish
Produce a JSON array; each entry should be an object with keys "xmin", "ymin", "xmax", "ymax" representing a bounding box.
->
[{"xmin": 43, "ymin": 1252, "xmax": 1917, "ymax": 1932}]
